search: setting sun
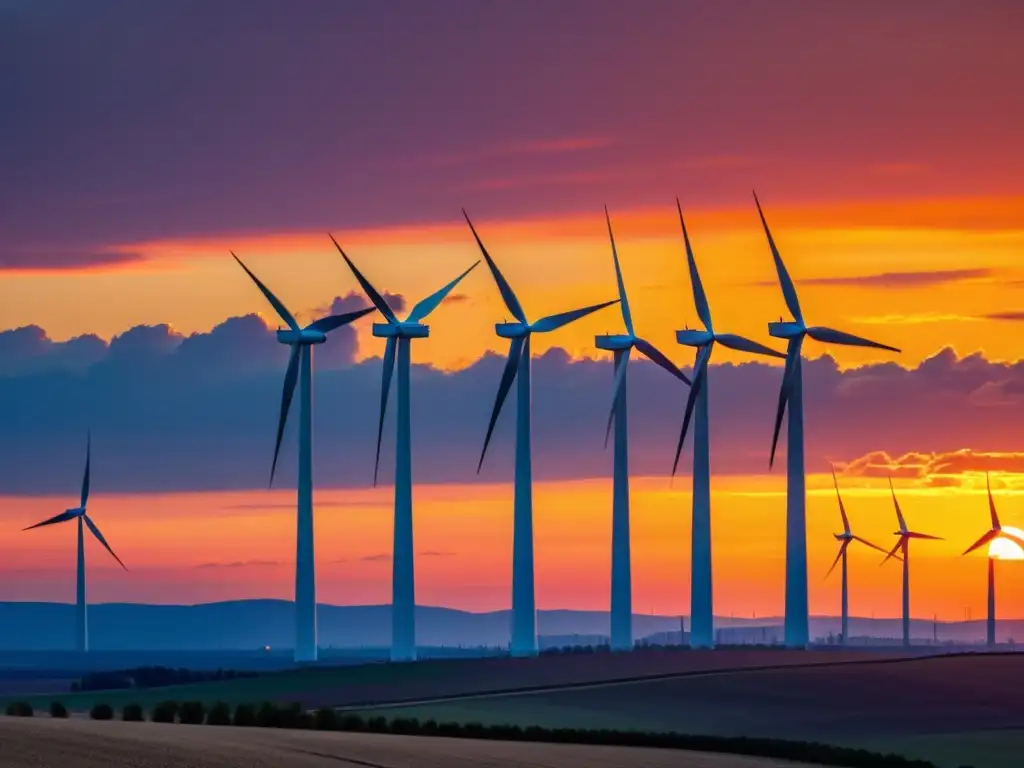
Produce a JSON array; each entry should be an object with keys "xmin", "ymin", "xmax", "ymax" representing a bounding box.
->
[{"xmin": 989, "ymin": 526, "xmax": 1024, "ymax": 561}]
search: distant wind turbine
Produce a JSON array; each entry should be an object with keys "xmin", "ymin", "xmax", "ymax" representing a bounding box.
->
[
  {"xmin": 754, "ymin": 192, "xmax": 900, "ymax": 648},
  {"xmin": 882, "ymin": 478, "xmax": 942, "ymax": 648},
  {"xmin": 826, "ymin": 467, "xmax": 888, "ymax": 645},
  {"xmin": 672, "ymin": 200, "xmax": 785, "ymax": 649},
  {"xmin": 464, "ymin": 209, "xmax": 619, "ymax": 657},
  {"xmin": 24, "ymin": 434, "xmax": 126, "ymax": 653},
  {"xmin": 596, "ymin": 206, "xmax": 690, "ymax": 652},
  {"xmin": 332, "ymin": 234, "xmax": 478, "ymax": 662},
  {"xmin": 232, "ymin": 252, "xmax": 374, "ymax": 663},
  {"xmin": 962, "ymin": 473, "xmax": 1024, "ymax": 648}
]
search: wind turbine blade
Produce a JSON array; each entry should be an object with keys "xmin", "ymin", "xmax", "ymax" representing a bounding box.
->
[
  {"xmin": 604, "ymin": 206, "xmax": 634, "ymax": 337},
  {"xmin": 307, "ymin": 306, "xmax": 375, "ymax": 334},
  {"xmin": 407, "ymin": 261, "xmax": 481, "ymax": 323},
  {"xmin": 831, "ymin": 465, "xmax": 850, "ymax": 534},
  {"xmin": 676, "ymin": 199, "xmax": 712, "ymax": 332},
  {"xmin": 806, "ymin": 326, "xmax": 900, "ymax": 353},
  {"xmin": 604, "ymin": 346, "xmax": 632, "ymax": 449},
  {"xmin": 80, "ymin": 431, "xmax": 91, "ymax": 509},
  {"xmin": 987, "ymin": 472, "xmax": 1001, "ymax": 530},
  {"xmin": 826, "ymin": 540, "xmax": 849, "ymax": 578},
  {"xmin": 882, "ymin": 538, "xmax": 905, "ymax": 564},
  {"xmin": 373, "ymin": 337, "xmax": 397, "ymax": 487},
  {"xmin": 769, "ymin": 338, "xmax": 800, "ymax": 468},
  {"xmin": 329, "ymin": 234, "xmax": 398, "ymax": 324},
  {"xmin": 23, "ymin": 510, "xmax": 78, "ymax": 531},
  {"xmin": 888, "ymin": 477, "xmax": 908, "ymax": 532},
  {"xmin": 270, "ymin": 345, "xmax": 301, "ymax": 488},
  {"xmin": 478, "ymin": 337, "xmax": 525, "ymax": 473},
  {"xmin": 84, "ymin": 515, "xmax": 127, "ymax": 571},
  {"xmin": 851, "ymin": 535, "xmax": 890, "ymax": 556},
  {"xmin": 672, "ymin": 345, "xmax": 711, "ymax": 478},
  {"xmin": 962, "ymin": 529, "xmax": 998, "ymax": 556},
  {"xmin": 714, "ymin": 334, "xmax": 787, "ymax": 359},
  {"xmin": 634, "ymin": 338, "xmax": 691, "ymax": 384},
  {"xmin": 462, "ymin": 210, "xmax": 527, "ymax": 324},
  {"xmin": 906, "ymin": 531, "xmax": 943, "ymax": 541},
  {"xmin": 532, "ymin": 299, "xmax": 619, "ymax": 333},
  {"xmin": 231, "ymin": 252, "xmax": 300, "ymax": 332},
  {"xmin": 752, "ymin": 191, "xmax": 803, "ymax": 324}
]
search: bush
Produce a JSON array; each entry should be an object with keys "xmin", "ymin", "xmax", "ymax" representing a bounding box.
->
[
  {"xmin": 366, "ymin": 715, "xmax": 389, "ymax": 733},
  {"xmin": 5, "ymin": 701, "xmax": 33, "ymax": 717},
  {"xmin": 232, "ymin": 703, "xmax": 256, "ymax": 727},
  {"xmin": 49, "ymin": 701, "xmax": 68, "ymax": 719},
  {"xmin": 312, "ymin": 707, "xmax": 339, "ymax": 731},
  {"xmin": 206, "ymin": 701, "xmax": 231, "ymax": 726},
  {"xmin": 339, "ymin": 713, "xmax": 365, "ymax": 732},
  {"xmin": 150, "ymin": 700, "xmax": 178, "ymax": 723},
  {"xmin": 89, "ymin": 703, "xmax": 113, "ymax": 720},
  {"xmin": 255, "ymin": 701, "xmax": 278, "ymax": 728},
  {"xmin": 122, "ymin": 703, "xmax": 144, "ymax": 722},
  {"xmin": 178, "ymin": 700, "xmax": 206, "ymax": 725},
  {"xmin": 390, "ymin": 717, "xmax": 420, "ymax": 735}
]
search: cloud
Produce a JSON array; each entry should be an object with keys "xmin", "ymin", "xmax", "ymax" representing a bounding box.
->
[
  {"xmin": 840, "ymin": 449, "xmax": 1024, "ymax": 487},
  {"xmin": 984, "ymin": 311, "xmax": 1024, "ymax": 322},
  {"xmin": 0, "ymin": 248, "xmax": 143, "ymax": 270},
  {"xmin": 419, "ymin": 550, "xmax": 455, "ymax": 558},
  {"xmin": 756, "ymin": 269, "xmax": 994, "ymax": 291},
  {"xmin": 194, "ymin": 560, "xmax": 280, "ymax": 569},
  {"xmin": 427, "ymin": 136, "xmax": 614, "ymax": 167},
  {"xmin": 360, "ymin": 554, "xmax": 392, "ymax": 563},
  {"xmin": 854, "ymin": 313, "xmax": 980, "ymax": 326}
]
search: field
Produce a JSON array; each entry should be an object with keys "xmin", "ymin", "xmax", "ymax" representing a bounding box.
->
[
  {"xmin": 0, "ymin": 717, "xmax": 824, "ymax": 768},
  {"xmin": 360, "ymin": 653, "xmax": 1024, "ymax": 768},
  {"xmin": 0, "ymin": 647, "xmax": 910, "ymax": 712}
]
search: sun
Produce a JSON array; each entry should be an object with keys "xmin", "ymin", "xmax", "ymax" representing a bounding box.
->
[{"xmin": 989, "ymin": 526, "xmax": 1024, "ymax": 560}]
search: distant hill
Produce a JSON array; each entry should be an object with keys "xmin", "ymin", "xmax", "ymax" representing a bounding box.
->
[{"xmin": 0, "ymin": 601, "xmax": 1015, "ymax": 651}]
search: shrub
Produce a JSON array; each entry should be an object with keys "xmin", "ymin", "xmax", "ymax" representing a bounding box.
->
[
  {"xmin": 390, "ymin": 717, "xmax": 419, "ymax": 735},
  {"xmin": 312, "ymin": 707, "xmax": 339, "ymax": 730},
  {"xmin": 89, "ymin": 703, "xmax": 114, "ymax": 720},
  {"xmin": 232, "ymin": 702, "xmax": 257, "ymax": 727},
  {"xmin": 121, "ymin": 703, "xmax": 144, "ymax": 722},
  {"xmin": 49, "ymin": 701, "xmax": 68, "ymax": 719},
  {"xmin": 206, "ymin": 701, "xmax": 231, "ymax": 726},
  {"xmin": 366, "ymin": 715, "xmax": 389, "ymax": 733},
  {"xmin": 5, "ymin": 701, "xmax": 33, "ymax": 717},
  {"xmin": 339, "ymin": 713, "xmax": 365, "ymax": 731},
  {"xmin": 178, "ymin": 700, "xmax": 206, "ymax": 725},
  {"xmin": 150, "ymin": 700, "xmax": 178, "ymax": 723},
  {"xmin": 255, "ymin": 701, "xmax": 278, "ymax": 728}
]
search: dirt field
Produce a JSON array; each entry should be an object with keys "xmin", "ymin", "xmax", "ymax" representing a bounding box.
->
[
  {"xmin": 0, "ymin": 717, "xmax": 822, "ymax": 768},
  {"xmin": 4, "ymin": 647, "xmax": 913, "ymax": 711}
]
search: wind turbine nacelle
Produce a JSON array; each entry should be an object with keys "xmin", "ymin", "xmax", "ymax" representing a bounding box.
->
[
  {"xmin": 66, "ymin": 507, "xmax": 86, "ymax": 517},
  {"xmin": 676, "ymin": 329, "xmax": 713, "ymax": 347},
  {"xmin": 594, "ymin": 334, "xmax": 633, "ymax": 351},
  {"xmin": 276, "ymin": 329, "xmax": 327, "ymax": 345},
  {"xmin": 373, "ymin": 322, "xmax": 429, "ymax": 339},
  {"xmin": 768, "ymin": 321, "xmax": 805, "ymax": 339},
  {"xmin": 496, "ymin": 322, "xmax": 530, "ymax": 338}
]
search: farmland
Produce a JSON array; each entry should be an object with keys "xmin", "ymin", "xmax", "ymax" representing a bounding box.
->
[
  {"xmin": 359, "ymin": 653, "xmax": 1024, "ymax": 768},
  {"xmin": 0, "ymin": 717, "xmax": 827, "ymax": 768}
]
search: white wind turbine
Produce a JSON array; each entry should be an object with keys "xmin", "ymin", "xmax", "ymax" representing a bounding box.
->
[
  {"xmin": 332, "ymin": 234, "xmax": 478, "ymax": 662},
  {"xmin": 24, "ymin": 433, "xmax": 126, "ymax": 653},
  {"xmin": 464, "ymin": 209, "xmax": 619, "ymax": 657},
  {"xmin": 232, "ymin": 252, "xmax": 374, "ymax": 663},
  {"xmin": 596, "ymin": 206, "xmax": 690, "ymax": 652},
  {"xmin": 826, "ymin": 467, "xmax": 888, "ymax": 645},
  {"xmin": 882, "ymin": 478, "xmax": 942, "ymax": 648},
  {"xmin": 672, "ymin": 200, "xmax": 786, "ymax": 649},
  {"xmin": 962, "ymin": 473, "xmax": 1024, "ymax": 648},
  {"xmin": 754, "ymin": 192, "xmax": 900, "ymax": 648}
]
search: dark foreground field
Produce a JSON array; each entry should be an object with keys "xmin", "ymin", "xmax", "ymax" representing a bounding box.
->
[
  {"xmin": 363, "ymin": 654, "xmax": 1024, "ymax": 768},
  {"xmin": 0, "ymin": 717, "xmax": 822, "ymax": 768},
  {"xmin": 3, "ymin": 647, "xmax": 911, "ymax": 711}
]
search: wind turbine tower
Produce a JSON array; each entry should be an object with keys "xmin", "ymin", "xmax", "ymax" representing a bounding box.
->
[
  {"xmin": 233, "ymin": 253, "xmax": 374, "ymax": 662},
  {"xmin": 464, "ymin": 210, "xmax": 618, "ymax": 657},
  {"xmin": 333, "ymin": 235, "xmax": 478, "ymax": 662},
  {"xmin": 596, "ymin": 207, "xmax": 690, "ymax": 652},
  {"xmin": 754, "ymin": 192, "xmax": 900, "ymax": 648},
  {"xmin": 24, "ymin": 434, "xmax": 126, "ymax": 653}
]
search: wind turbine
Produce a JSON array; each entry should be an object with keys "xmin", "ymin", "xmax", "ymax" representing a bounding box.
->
[
  {"xmin": 882, "ymin": 478, "xmax": 942, "ymax": 648},
  {"xmin": 232, "ymin": 252, "xmax": 374, "ymax": 663},
  {"xmin": 754, "ymin": 192, "xmax": 900, "ymax": 648},
  {"xmin": 331, "ymin": 234, "xmax": 478, "ymax": 662},
  {"xmin": 671, "ymin": 200, "xmax": 785, "ymax": 649},
  {"xmin": 24, "ymin": 434, "xmax": 126, "ymax": 653},
  {"xmin": 962, "ymin": 473, "xmax": 1024, "ymax": 648},
  {"xmin": 464, "ymin": 209, "xmax": 619, "ymax": 657},
  {"xmin": 596, "ymin": 206, "xmax": 690, "ymax": 652},
  {"xmin": 826, "ymin": 467, "xmax": 888, "ymax": 645}
]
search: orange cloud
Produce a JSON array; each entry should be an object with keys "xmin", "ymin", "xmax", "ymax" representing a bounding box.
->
[{"xmin": 840, "ymin": 449, "xmax": 1024, "ymax": 488}]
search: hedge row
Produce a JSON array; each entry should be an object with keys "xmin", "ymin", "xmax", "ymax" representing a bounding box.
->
[{"xmin": 4, "ymin": 700, "xmax": 958, "ymax": 768}]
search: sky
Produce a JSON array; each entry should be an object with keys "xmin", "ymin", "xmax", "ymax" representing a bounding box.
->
[{"xmin": 1, "ymin": 0, "xmax": 1024, "ymax": 622}]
